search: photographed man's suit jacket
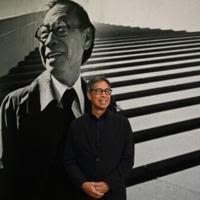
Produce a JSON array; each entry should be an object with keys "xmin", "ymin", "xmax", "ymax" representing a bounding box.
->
[{"xmin": 0, "ymin": 71, "xmax": 90, "ymax": 199}]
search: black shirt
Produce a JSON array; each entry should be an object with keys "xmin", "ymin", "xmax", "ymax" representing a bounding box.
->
[{"xmin": 64, "ymin": 110, "xmax": 134, "ymax": 200}]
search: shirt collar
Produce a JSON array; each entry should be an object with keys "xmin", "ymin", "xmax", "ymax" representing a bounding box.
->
[
  {"xmin": 51, "ymin": 75, "xmax": 69, "ymax": 103},
  {"xmin": 38, "ymin": 71, "xmax": 84, "ymax": 113},
  {"xmin": 37, "ymin": 71, "xmax": 54, "ymax": 111},
  {"xmin": 73, "ymin": 76, "xmax": 85, "ymax": 114},
  {"xmin": 51, "ymin": 75, "xmax": 84, "ymax": 113},
  {"xmin": 89, "ymin": 109, "xmax": 110, "ymax": 120}
]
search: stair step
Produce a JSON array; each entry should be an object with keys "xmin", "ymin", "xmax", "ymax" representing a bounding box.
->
[
  {"xmin": 0, "ymin": 71, "xmax": 43, "ymax": 83},
  {"xmin": 134, "ymin": 117, "xmax": 200, "ymax": 143},
  {"xmin": 118, "ymin": 88, "xmax": 200, "ymax": 110},
  {"xmin": 109, "ymin": 69, "xmax": 200, "ymax": 88},
  {"xmin": 120, "ymin": 96, "xmax": 200, "ymax": 119},
  {"xmin": 127, "ymin": 150, "xmax": 200, "ymax": 186},
  {"xmin": 134, "ymin": 128, "xmax": 200, "ymax": 167},
  {"xmin": 93, "ymin": 40, "xmax": 200, "ymax": 53},
  {"xmin": 9, "ymin": 65, "xmax": 44, "ymax": 74},
  {"xmin": 113, "ymin": 79, "xmax": 200, "ymax": 101},
  {"xmin": 82, "ymin": 54, "xmax": 200, "ymax": 72},
  {"xmin": 102, "ymin": 65, "xmax": 200, "ymax": 83},
  {"xmin": 127, "ymin": 165, "xmax": 200, "ymax": 194},
  {"xmin": 95, "ymin": 31, "xmax": 197, "ymax": 42},
  {"xmin": 94, "ymin": 35, "xmax": 200, "ymax": 49},
  {"xmin": 88, "ymin": 49, "xmax": 200, "ymax": 65},
  {"xmin": 95, "ymin": 29, "xmax": 186, "ymax": 39},
  {"xmin": 88, "ymin": 47, "xmax": 200, "ymax": 64},
  {"xmin": 91, "ymin": 43, "xmax": 200, "ymax": 58},
  {"xmin": 95, "ymin": 32, "xmax": 200, "ymax": 45},
  {"xmin": 18, "ymin": 59, "xmax": 42, "ymax": 65},
  {"xmin": 82, "ymin": 59, "xmax": 200, "ymax": 78},
  {"xmin": 128, "ymin": 104, "xmax": 200, "ymax": 132}
]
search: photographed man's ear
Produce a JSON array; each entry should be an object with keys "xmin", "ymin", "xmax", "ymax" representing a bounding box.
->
[{"xmin": 82, "ymin": 27, "xmax": 93, "ymax": 50}]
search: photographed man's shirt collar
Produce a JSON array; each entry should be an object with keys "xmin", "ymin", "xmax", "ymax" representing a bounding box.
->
[
  {"xmin": 38, "ymin": 71, "xmax": 84, "ymax": 116},
  {"xmin": 51, "ymin": 75, "xmax": 69, "ymax": 103},
  {"xmin": 51, "ymin": 75, "xmax": 84, "ymax": 116},
  {"xmin": 38, "ymin": 71, "xmax": 54, "ymax": 111}
]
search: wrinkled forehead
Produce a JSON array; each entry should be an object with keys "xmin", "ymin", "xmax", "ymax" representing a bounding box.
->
[{"xmin": 43, "ymin": 4, "xmax": 80, "ymax": 26}]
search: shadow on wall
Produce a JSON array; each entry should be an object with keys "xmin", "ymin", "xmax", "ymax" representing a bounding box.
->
[{"xmin": 0, "ymin": 11, "xmax": 45, "ymax": 77}]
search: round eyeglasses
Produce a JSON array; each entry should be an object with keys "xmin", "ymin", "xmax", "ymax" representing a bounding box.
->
[
  {"xmin": 90, "ymin": 88, "xmax": 112, "ymax": 95},
  {"xmin": 35, "ymin": 20, "xmax": 80, "ymax": 43}
]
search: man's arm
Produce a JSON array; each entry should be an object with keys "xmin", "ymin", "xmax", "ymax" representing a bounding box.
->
[
  {"xmin": 64, "ymin": 123, "xmax": 88, "ymax": 188},
  {"xmin": 104, "ymin": 118, "xmax": 134, "ymax": 190},
  {"xmin": 0, "ymin": 100, "xmax": 5, "ymax": 169},
  {"xmin": 64, "ymin": 124, "xmax": 105, "ymax": 198},
  {"xmin": 0, "ymin": 119, "xmax": 3, "ymax": 169},
  {"xmin": 0, "ymin": 95, "xmax": 17, "ymax": 169}
]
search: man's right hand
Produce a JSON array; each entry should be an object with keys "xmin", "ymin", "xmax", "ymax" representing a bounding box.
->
[{"xmin": 81, "ymin": 182, "xmax": 104, "ymax": 199}]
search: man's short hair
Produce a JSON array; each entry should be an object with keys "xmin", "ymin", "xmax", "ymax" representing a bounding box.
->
[
  {"xmin": 87, "ymin": 76, "xmax": 117, "ymax": 112},
  {"xmin": 87, "ymin": 76, "xmax": 112, "ymax": 92},
  {"xmin": 47, "ymin": 0, "xmax": 95, "ymax": 64}
]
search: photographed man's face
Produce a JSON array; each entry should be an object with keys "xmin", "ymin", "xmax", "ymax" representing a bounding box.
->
[
  {"xmin": 87, "ymin": 81, "xmax": 111, "ymax": 112},
  {"xmin": 39, "ymin": 4, "xmax": 90, "ymax": 85}
]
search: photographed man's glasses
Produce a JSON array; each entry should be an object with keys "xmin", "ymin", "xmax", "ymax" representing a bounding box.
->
[
  {"xmin": 90, "ymin": 88, "xmax": 112, "ymax": 95},
  {"xmin": 35, "ymin": 20, "xmax": 80, "ymax": 43}
]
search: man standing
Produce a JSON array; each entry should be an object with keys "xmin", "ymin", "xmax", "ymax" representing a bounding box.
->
[
  {"xmin": 0, "ymin": 0, "xmax": 95, "ymax": 199},
  {"xmin": 64, "ymin": 77, "xmax": 134, "ymax": 200}
]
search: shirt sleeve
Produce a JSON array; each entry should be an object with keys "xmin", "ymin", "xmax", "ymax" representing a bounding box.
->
[
  {"xmin": 0, "ymin": 95, "xmax": 17, "ymax": 169},
  {"xmin": 104, "ymin": 118, "xmax": 134, "ymax": 190},
  {"xmin": 0, "ymin": 103, "xmax": 3, "ymax": 168},
  {"xmin": 64, "ymin": 123, "xmax": 87, "ymax": 188}
]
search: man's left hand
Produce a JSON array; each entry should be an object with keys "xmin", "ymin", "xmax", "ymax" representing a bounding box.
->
[{"xmin": 95, "ymin": 181, "xmax": 110, "ymax": 194}]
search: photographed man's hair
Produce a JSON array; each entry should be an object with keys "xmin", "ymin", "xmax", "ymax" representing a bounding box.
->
[
  {"xmin": 47, "ymin": 0, "xmax": 95, "ymax": 64},
  {"xmin": 87, "ymin": 76, "xmax": 112, "ymax": 92}
]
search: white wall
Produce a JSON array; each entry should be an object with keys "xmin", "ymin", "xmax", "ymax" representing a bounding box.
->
[
  {"xmin": 0, "ymin": 0, "xmax": 199, "ymax": 76},
  {"xmin": 87, "ymin": 0, "xmax": 200, "ymax": 32},
  {"xmin": 1, "ymin": 0, "xmax": 200, "ymax": 32},
  {"xmin": 0, "ymin": 0, "xmax": 49, "ymax": 19},
  {"xmin": 0, "ymin": 0, "xmax": 89, "ymax": 20}
]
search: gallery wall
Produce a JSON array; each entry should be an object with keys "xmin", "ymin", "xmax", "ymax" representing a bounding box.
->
[
  {"xmin": 0, "ymin": 0, "xmax": 200, "ymax": 76},
  {"xmin": 1, "ymin": 0, "xmax": 200, "ymax": 32},
  {"xmin": 87, "ymin": 0, "xmax": 200, "ymax": 32}
]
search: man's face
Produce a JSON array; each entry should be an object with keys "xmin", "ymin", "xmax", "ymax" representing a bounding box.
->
[
  {"xmin": 87, "ymin": 81, "xmax": 111, "ymax": 112},
  {"xmin": 39, "ymin": 4, "xmax": 90, "ymax": 85}
]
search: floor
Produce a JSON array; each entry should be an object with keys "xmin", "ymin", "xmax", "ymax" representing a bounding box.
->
[{"xmin": 127, "ymin": 165, "xmax": 200, "ymax": 200}]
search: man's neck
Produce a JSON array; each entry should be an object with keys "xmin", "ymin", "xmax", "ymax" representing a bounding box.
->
[
  {"xmin": 91, "ymin": 108, "xmax": 106, "ymax": 119},
  {"xmin": 54, "ymin": 76, "xmax": 76, "ymax": 87},
  {"xmin": 51, "ymin": 70, "xmax": 80, "ymax": 87}
]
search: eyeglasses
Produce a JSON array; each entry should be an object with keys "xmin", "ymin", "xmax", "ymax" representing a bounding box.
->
[
  {"xmin": 90, "ymin": 88, "xmax": 112, "ymax": 95},
  {"xmin": 35, "ymin": 20, "xmax": 80, "ymax": 43}
]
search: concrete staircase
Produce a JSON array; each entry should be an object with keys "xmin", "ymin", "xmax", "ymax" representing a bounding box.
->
[{"xmin": 0, "ymin": 23, "xmax": 200, "ymax": 187}]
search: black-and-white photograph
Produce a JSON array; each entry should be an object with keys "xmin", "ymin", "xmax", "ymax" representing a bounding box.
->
[{"xmin": 0, "ymin": 0, "xmax": 200, "ymax": 199}]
